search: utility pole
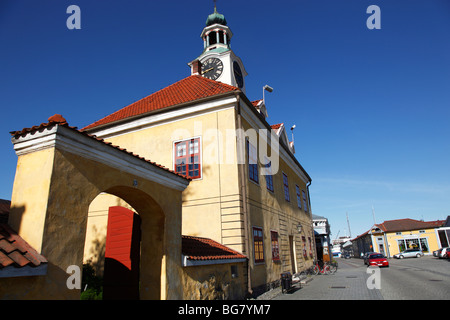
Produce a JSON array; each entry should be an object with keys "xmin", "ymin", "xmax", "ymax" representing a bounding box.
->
[
  {"xmin": 346, "ymin": 212, "xmax": 352, "ymax": 238},
  {"xmin": 372, "ymin": 205, "xmax": 376, "ymax": 225}
]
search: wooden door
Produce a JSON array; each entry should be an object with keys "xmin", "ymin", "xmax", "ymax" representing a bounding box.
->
[{"xmin": 103, "ymin": 206, "xmax": 141, "ymax": 300}]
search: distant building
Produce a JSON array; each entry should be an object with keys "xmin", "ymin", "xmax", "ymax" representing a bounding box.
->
[
  {"xmin": 312, "ymin": 214, "xmax": 331, "ymax": 261},
  {"xmin": 435, "ymin": 216, "xmax": 450, "ymax": 248},
  {"xmin": 352, "ymin": 218, "xmax": 445, "ymax": 258}
]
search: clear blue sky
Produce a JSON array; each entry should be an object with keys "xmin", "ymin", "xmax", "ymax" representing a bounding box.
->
[{"xmin": 1, "ymin": 0, "xmax": 449, "ymax": 238}]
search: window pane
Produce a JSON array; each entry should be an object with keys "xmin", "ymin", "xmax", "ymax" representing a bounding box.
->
[
  {"xmin": 283, "ymin": 173, "xmax": 290, "ymax": 201},
  {"xmin": 296, "ymin": 185, "xmax": 302, "ymax": 209},
  {"xmin": 175, "ymin": 138, "xmax": 201, "ymax": 179}
]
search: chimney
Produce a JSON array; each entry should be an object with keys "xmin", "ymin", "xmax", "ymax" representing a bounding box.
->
[{"xmin": 191, "ymin": 59, "xmax": 202, "ymax": 76}]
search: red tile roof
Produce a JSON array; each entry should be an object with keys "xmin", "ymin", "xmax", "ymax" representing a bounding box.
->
[
  {"xmin": 0, "ymin": 223, "xmax": 47, "ymax": 269},
  {"xmin": 10, "ymin": 115, "xmax": 190, "ymax": 181},
  {"xmin": 251, "ymin": 99, "xmax": 263, "ymax": 107},
  {"xmin": 182, "ymin": 235, "xmax": 246, "ymax": 261},
  {"xmin": 270, "ymin": 123, "xmax": 283, "ymax": 130},
  {"xmin": 376, "ymin": 218, "xmax": 445, "ymax": 233},
  {"xmin": 82, "ymin": 75, "xmax": 240, "ymax": 131}
]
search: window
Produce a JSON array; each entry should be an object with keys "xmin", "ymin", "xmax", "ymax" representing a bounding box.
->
[
  {"xmin": 247, "ymin": 140, "xmax": 258, "ymax": 183},
  {"xmin": 302, "ymin": 236, "xmax": 307, "ymax": 258},
  {"xmin": 295, "ymin": 185, "xmax": 302, "ymax": 209},
  {"xmin": 282, "ymin": 173, "xmax": 290, "ymax": 201},
  {"xmin": 253, "ymin": 227, "xmax": 264, "ymax": 263},
  {"xmin": 174, "ymin": 138, "xmax": 201, "ymax": 179},
  {"xmin": 264, "ymin": 157, "xmax": 274, "ymax": 192},
  {"xmin": 302, "ymin": 190, "xmax": 308, "ymax": 212},
  {"xmin": 271, "ymin": 231, "xmax": 280, "ymax": 261},
  {"xmin": 231, "ymin": 265, "xmax": 238, "ymax": 278}
]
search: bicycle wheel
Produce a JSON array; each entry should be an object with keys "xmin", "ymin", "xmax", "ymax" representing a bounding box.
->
[
  {"xmin": 329, "ymin": 263, "xmax": 337, "ymax": 274},
  {"xmin": 312, "ymin": 265, "xmax": 319, "ymax": 275},
  {"xmin": 323, "ymin": 265, "xmax": 331, "ymax": 275}
]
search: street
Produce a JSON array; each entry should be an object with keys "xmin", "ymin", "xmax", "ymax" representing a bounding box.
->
[{"xmin": 272, "ymin": 255, "xmax": 450, "ymax": 300}]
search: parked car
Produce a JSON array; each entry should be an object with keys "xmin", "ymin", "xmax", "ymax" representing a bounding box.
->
[
  {"xmin": 394, "ymin": 248, "xmax": 424, "ymax": 259},
  {"xmin": 365, "ymin": 253, "xmax": 389, "ymax": 267},
  {"xmin": 363, "ymin": 252, "xmax": 376, "ymax": 264},
  {"xmin": 433, "ymin": 248, "xmax": 442, "ymax": 257},
  {"xmin": 438, "ymin": 247, "xmax": 449, "ymax": 259}
]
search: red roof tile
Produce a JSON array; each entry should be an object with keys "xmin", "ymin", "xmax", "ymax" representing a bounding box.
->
[
  {"xmin": 0, "ymin": 224, "xmax": 48, "ymax": 269},
  {"xmin": 270, "ymin": 123, "xmax": 283, "ymax": 130},
  {"xmin": 376, "ymin": 218, "xmax": 445, "ymax": 233},
  {"xmin": 182, "ymin": 235, "xmax": 246, "ymax": 261},
  {"xmin": 251, "ymin": 99, "xmax": 263, "ymax": 107},
  {"xmin": 82, "ymin": 75, "xmax": 240, "ymax": 131}
]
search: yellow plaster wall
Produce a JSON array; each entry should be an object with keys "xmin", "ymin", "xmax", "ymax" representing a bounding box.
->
[
  {"xmin": 101, "ymin": 108, "xmax": 241, "ymax": 246},
  {"xmin": 383, "ymin": 229, "xmax": 441, "ymax": 256},
  {"xmin": 2, "ymin": 145, "xmax": 185, "ymax": 300},
  {"xmin": 8, "ymin": 148, "xmax": 55, "ymax": 253},
  {"xmin": 88, "ymin": 104, "xmax": 314, "ymax": 293},
  {"xmin": 240, "ymin": 118, "xmax": 314, "ymax": 289}
]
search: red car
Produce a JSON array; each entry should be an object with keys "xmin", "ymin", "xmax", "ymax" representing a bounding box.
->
[{"xmin": 365, "ymin": 253, "xmax": 389, "ymax": 267}]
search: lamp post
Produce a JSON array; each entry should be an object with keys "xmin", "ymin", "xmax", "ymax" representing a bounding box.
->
[
  {"xmin": 297, "ymin": 223, "xmax": 302, "ymax": 234},
  {"xmin": 263, "ymin": 85, "xmax": 273, "ymax": 105}
]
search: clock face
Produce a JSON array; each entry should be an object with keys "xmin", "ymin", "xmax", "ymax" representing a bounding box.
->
[
  {"xmin": 201, "ymin": 58, "xmax": 223, "ymax": 80},
  {"xmin": 233, "ymin": 61, "xmax": 244, "ymax": 88}
]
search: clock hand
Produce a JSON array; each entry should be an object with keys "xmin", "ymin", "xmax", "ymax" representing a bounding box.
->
[{"xmin": 202, "ymin": 67, "xmax": 214, "ymax": 74}]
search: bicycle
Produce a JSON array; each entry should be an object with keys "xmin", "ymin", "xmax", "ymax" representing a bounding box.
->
[
  {"xmin": 326, "ymin": 260, "xmax": 338, "ymax": 274},
  {"xmin": 312, "ymin": 260, "xmax": 331, "ymax": 275},
  {"xmin": 299, "ymin": 264, "xmax": 315, "ymax": 277}
]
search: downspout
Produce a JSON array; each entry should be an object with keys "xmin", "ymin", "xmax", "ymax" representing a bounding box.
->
[
  {"xmin": 234, "ymin": 93, "xmax": 253, "ymax": 296},
  {"xmin": 307, "ymin": 180, "xmax": 317, "ymax": 261}
]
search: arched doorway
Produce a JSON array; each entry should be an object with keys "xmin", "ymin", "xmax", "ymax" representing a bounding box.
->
[
  {"xmin": 8, "ymin": 120, "xmax": 189, "ymax": 299},
  {"xmin": 83, "ymin": 186, "xmax": 166, "ymax": 300}
]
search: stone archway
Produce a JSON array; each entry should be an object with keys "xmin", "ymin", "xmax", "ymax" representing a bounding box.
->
[{"xmin": 7, "ymin": 117, "xmax": 189, "ymax": 299}]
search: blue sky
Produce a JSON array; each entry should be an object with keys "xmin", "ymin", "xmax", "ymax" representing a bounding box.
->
[{"xmin": 1, "ymin": 0, "xmax": 449, "ymax": 238}]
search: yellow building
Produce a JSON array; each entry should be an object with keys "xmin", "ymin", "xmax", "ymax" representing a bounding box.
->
[
  {"xmin": 82, "ymin": 6, "xmax": 314, "ymax": 297},
  {"xmin": 368, "ymin": 218, "xmax": 445, "ymax": 258}
]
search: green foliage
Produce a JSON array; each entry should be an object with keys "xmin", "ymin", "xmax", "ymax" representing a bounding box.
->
[{"xmin": 81, "ymin": 263, "xmax": 103, "ymax": 300}]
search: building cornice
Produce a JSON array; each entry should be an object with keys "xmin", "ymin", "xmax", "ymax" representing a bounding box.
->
[{"xmin": 11, "ymin": 124, "xmax": 190, "ymax": 191}]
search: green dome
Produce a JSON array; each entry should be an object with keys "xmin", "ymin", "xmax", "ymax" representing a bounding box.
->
[{"xmin": 206, "ymin": 7, "xmax": 227, "ymax": 26}]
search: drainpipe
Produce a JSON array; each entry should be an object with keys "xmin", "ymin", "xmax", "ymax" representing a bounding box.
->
[
  {"xmin": 234, "ymin": 93, "xmax": 253, "ymax": 296},
  {"xmin": 306, "ymin": 180, "xmax": 317, "ymax": 261}
]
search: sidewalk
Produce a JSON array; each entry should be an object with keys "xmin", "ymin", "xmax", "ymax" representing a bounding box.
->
[{"xmin": 270, "ymin": 259, "xmax": 384, "ymax": 300}]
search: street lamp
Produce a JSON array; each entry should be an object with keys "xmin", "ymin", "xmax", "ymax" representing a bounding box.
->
[
  {"xmin": 263, "ymin": 85, "xmax": 273, "ymax": 105},
  {"xmin": 297, "ymin": 223, "xmax": 303, "ymax": 233}
]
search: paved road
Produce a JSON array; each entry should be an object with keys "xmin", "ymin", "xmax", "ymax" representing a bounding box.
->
[
  {"xmin": 272, "ymin": 255, "xmax": 450, "ymax": 300},
  {"xmin": 381, "ymin": 255, "xmax": 450, "ymax": 299}
]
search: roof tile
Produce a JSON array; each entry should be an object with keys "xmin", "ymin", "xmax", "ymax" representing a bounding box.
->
[
  {"xmin": 377, "ymin": 218, "xmax": 445, "ymax": 233},
  {"xmin": 0, "ymin": 224, "xmax": 48, "ymax": 269},
  {"xmin": 182, "ymin": 235, "xmax": 246, "ymax": 261},
  {"xmin": 82, "ymin": 75, "xmax": 239, "ymax": 131}
]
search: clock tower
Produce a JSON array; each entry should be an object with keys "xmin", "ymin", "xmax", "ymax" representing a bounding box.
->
[{"xmin": 188, "ymin": 5, "xmax": 248, "ymax": 93}]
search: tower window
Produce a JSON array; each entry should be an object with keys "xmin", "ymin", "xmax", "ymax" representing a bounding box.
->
[
  {"xmin": 218, "ymin": 31, "xmax": 224, "ymax": 44},
  {"xmin": 208, "ymin": 32, "xmax": 217, "ymax": 46}
]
